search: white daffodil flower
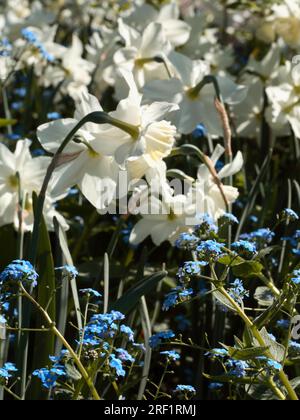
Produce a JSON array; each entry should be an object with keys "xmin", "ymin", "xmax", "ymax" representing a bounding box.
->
[
  {"xmin": 108, "ymin": 20, "xmax": 172, "ymax": 96},
  {"xmin": 246, "ymin": 43, "xmax": 281, "ymax": 83},
  {"xmin": 0, "ymin": 139, "xmax": 68, "ymax": 232},
  {"xmin": 43, "ymin": 35, "xmax": 95, "ymax": 100},
  {"xmin": 37, "ymin": 91, "xmax": 120, "ymax": 211},
  {"xmin": 129, "ymin": 178, "xmax": 198, "ymax": 247},
  {"xmin": 123, "ymin": 0, "xmax": 191, "ymax": 47},
  {"xmin": 265, "ymin": 61, "xmax": 300, "ymax": 137},
  {"xmin": 144, "ymin": 51, "xmax": 247, "ymax": 135},
  {"xmin": 257, "ymin": 0, "xmax": 300, "ymax": 48},
  {"xmin": 193, "ymin": 145, "xmax": 243, "ymax": 219}
]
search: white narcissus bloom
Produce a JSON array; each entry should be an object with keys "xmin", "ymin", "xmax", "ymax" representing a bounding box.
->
[
  {"xmin": 91, "ymin": 70, "xmax": 178, "ymax": 180},
  {"xmin": 0, "ymin": 139, "xmax": 68, "ymax": 232},
  {"xmin": 129, "ymin": 175, "xmax": 199, "ymax": 247},
  {"xmin": 43, "ymin": 35, "xmax": 95, "ymax": 100},
  {"xmin": 107, "ymin": 20, "xmax": 172, "ymax": 96},
  {"xmin": 193, "ymin": 145, "xmax": 244, "ymax": 220},
  {"xmin": 232, "ymin": 76, "xmax": 264, "ymax": 139},
  {"xmin": 265, "ymin": 61, "xmax": 300, "ymax": 138},
  {"xmin": 123, "ymin": 0, "xmax": 191, "ymax": 47},
  {"xmin": 129, "ymin": 146, "xmax": 243, "ymax": 246},
  {"xmin": 246, "ymin": 43, "xmax": 280, "ymax": 83},
  {"xmin": 257, "ymin": 0, "xmax": 300, "ymax": 48},
  {"xmin": 144, "ymin": 52, "xmax": 247, "ymax": 135}
]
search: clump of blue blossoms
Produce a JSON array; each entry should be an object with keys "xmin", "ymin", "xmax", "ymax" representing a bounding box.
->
[
  {"xmin": 232, "ymin": 240, "xmax": 257, "ymax": 259},
  {"xmin": 0, "ymin": 363, "xmax": 18, "ymax": 384},
  {"xmin": 196, "ymin": 240, "xmax": 224, "ymax": 263},
  {"xmin": 33, "ymin": 366, "xmax": 66, "ymax": 389},
  {"xmin": 240, "ymin": 228, "xmax": 275, "ymax": 249},
  {"xmin": 175, "ymin": 233, "xmax": 199, "ymax": 251},
  {"xmin": 55, "ymin": 265, "xmax": 79, "ymax": 280},
  {"xmin": 149, "ymin": 331, "xmax": 175, "ymax": 349},
  {"xmin": 0, "ymin": 260, "xmax": 38, "ymax": 289}
]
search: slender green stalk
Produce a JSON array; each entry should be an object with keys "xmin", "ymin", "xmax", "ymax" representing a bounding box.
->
[{"xmin": 20, "ymin": 283, "xmax": 101, "ymax": 401}]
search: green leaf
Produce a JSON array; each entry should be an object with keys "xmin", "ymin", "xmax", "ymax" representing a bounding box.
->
[
  {"xmin": 211, "ymin": 285, "xmax": 237, "ymax": 312},
  {"xmin": 290, "ymin": 377, "xmax": 300, "ymax": 390},
  {"xmin": 218, "ymin": 254, "xmax": 244, "ymax": 267},
  {"xmin": 254, "ymin": 286, "xmax": 275, "ymax": 307},
  {"xmin": 109, "ymin": 271, "xmax": 167, "ymax": 315},
  {"xmin": 232, "ymin": 261, "xmax": 263, "ymax": 278},
  {"xmin": 227, "ymin": 346, "xmax": 269, "ymax": 361},
  {"xmin": 255, "ymin": 328, "xmax": 285, "ymax": 362},
  {"xmin": 65, "ymin": 362, "xmax": 82, "ymax": 382}
]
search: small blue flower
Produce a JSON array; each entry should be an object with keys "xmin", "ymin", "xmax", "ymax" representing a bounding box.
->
[
  {"xmin": 276, "ymin": 319, "xmax": 290, "ymax": 329},
  {"xmin": 109, "ymin": 354, "xmax": 126, "ymax": 377},
  {"xmin": 55, "ymin": 265, "xmax": 78, "ymax": 280},
  {"xmin": 291, "ymin": 269, "xmax": 300, "ymax": 286},
  {"xmin": 289, "ymin": 341, "xmax": 300, "ymax": 356},
  {"xmin": 0, "ymin": 363, "xmax": 17, "ymax": 380},
  {"xmin": 221, "ymin": 213, "xmax": 239, "ymax": 225},
  {"xmin": 149, "ymin": 331, "xmax": 175, "ymax": 349},
  {"xmin": 160, "ymin": 350, "xmax": 181, "ymax": 361},
  {"xmin": 240, "ymin": 228, "xmax": 275, "ymax": 247},
  {"xmin": 175, "ymin": 233, "xmax": 199, "ymax": 250},
  {"xmin": 120, "ymin": 324, "xmax": 135, "ymax": 342},
  {"xmin": 192, "ymin": 124, "xmax": 207, "ymax": 138},
  {"xmin": 205, "ymin": 348, "xmax": 228, "ymax": 359},
  {"xmin": 33, "ymin": 367, "xmax": 66, "ymax": 389},
  {"xmin": 226, "ymin": 360, "xmax": 249, "ymax": 378},
  {"xmin": 47, "ymin": 112, "xmax": 61, "ymax": 120},
  {"xmin": 174, "ymin": 385, "xmax": 196, "ymax": 394},
  {"xmin": 116, "ymin": 348, "xmax": 135, "ymax": 363}
]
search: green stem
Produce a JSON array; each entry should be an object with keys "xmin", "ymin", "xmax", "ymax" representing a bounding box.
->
[
  {"xmin": 211, "ymin": 268, "xmax": 298, "ymax": 400},
  {"xmin": 20, "ymin": 283, "xmax": 101, "ymax": 401}
]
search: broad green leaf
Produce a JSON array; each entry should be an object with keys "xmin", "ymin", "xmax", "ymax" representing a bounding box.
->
[
  {"xmin": 227, "ymin": 346, "xmax": 269, "ymax": 361},
  {"xmin": 212, "ymin": 285, "xmax": 237, "ymax": 312},
  {"xmin": 232, "ymin": 260, "xmax": 263, "ymax": 278},
  {"xmin": 110, "ymin": 271, "xmax": 167, "ymax": 315},
  {"xmin": 255, "ymin": 328, "xmax": 285, "ymax": 362},
  {"xmin": 29, "ymin": 214, "xmax": 56, "ymax": 399},
  {"xmin": 218, "ymin": 254, "xmax": 243, "ymax": 267},
  {"xmin": 254, "ymin": 286, "xmax": 275, "ymax": 307},
  {"xmin": 290, "ymin": 377, "xmax": 300, "ymax": 390}
]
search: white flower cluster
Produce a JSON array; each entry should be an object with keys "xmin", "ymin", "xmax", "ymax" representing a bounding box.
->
[{"xmin": 0, "ymin": 0, "xmax": 298, "ymax": 245}]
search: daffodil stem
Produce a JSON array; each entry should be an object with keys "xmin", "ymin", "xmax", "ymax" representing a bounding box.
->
[{"xmin": 19, "ymin": 283, "xmax": 101, "ymax": 400}]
